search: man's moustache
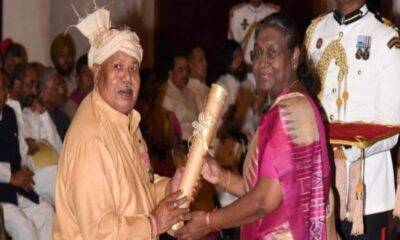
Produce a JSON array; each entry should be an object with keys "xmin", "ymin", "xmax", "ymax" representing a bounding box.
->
[{"xmin": 118, "ymin": 83, "xmax": 134, "ymax": 93}]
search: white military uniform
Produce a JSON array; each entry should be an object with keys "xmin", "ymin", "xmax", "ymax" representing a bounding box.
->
[
  {"xmin": 228, "ymin": 2, "xmax": 279, "ymax": 65},
  {"xmin": 306, "ymin": 4, "xmax": 400, "ymax": 215}
]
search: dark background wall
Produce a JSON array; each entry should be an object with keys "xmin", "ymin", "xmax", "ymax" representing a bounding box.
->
[{"xmin": 156, "ymin": 0, "xmax": 381, "ymax": 84}]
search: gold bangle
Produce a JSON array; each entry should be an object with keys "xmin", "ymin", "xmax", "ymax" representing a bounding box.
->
[{"xmin": 224, "ymin": 170, "xmax": 231, "ymax": 192}]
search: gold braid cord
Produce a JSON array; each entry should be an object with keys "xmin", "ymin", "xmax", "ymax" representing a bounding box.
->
[
  {"xmin": 304, "ymin": 16, "xmax": 323, "ymax": 53},
  {"xmin": 316, "ymin": 39, "xmax": 349, "ymax": 120}
]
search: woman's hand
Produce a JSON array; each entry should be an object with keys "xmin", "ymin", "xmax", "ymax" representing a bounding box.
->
[
  {"xmin": 175, "ymin": 211, "xmax": 212, "ymax": 240},
  {"xmin": 201, "ymin": 156, "xmax": 223, "ymax": 186}
]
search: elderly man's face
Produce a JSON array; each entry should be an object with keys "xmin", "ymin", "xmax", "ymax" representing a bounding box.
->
[
  {"xmin": 169, "ymin": 56, "xmax": 189, "ymax": 90},
  {"xmin": 42, "ymin": 73, "xmax": 66, "ymax": 109},
  {"xmin": 94, "ymin": 51, "xmax": 140, "ymax": 115}
]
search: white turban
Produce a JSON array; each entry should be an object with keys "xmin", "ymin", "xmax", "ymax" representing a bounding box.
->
[{"xmin": 74, "ymin": 8, "xmax": 143, "ymax": 68}]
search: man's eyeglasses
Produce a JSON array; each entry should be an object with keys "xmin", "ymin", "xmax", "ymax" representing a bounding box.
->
[{"xmin": 250, "ymin": 48, "xmax": 290, "ymax": 62}]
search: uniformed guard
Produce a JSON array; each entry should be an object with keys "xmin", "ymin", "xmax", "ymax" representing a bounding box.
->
[
  {"xmin": 305, "ymin": 0, "xmax": 400, "ymax": 239},
  {"xmin": 228, "ymin": 0, "xmax": 280, "ymax": 65}
]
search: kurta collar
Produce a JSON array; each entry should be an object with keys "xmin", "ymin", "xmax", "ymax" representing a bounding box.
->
[
  {"xmin": 190, "ymin": 77, "xmax": 203, "ymax": 84},
  {"xmin": 333, "ymin": 4, "xmax": 368, "ymax": 25},
  {"xmin": 248, "ymin": 3, "xmax": 264, "ymax": 13},
  {"xmin": 167, "ymin": 78, "xmax": 186, "ymax": 93},
  {"xmin": 91, "ymin": 90, "xmax": 140, "ymax": 133}
]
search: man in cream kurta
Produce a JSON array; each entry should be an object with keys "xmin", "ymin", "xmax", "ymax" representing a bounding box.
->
[{"xmin": 54, "ymin": 8, "xmax": 190, "ymax": 239}]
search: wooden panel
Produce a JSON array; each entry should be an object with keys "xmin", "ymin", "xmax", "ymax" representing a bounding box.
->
[{"xmin": 156, "ymin": 0, "xmax": 314, "ymax": 83}]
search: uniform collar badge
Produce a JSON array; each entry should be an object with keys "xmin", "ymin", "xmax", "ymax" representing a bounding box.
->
[
  {"xmin": 334, "ymin": 4, "xmax": 368, "ymax": 25},
  {"xmin": 356, "ymin": 35, "xmax": 371, "ymax": 60}
]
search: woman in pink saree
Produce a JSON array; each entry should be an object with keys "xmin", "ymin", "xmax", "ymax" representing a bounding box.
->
[{"xmin": 176, "ymin": 12, "xmax": 331, "ymax": 240}]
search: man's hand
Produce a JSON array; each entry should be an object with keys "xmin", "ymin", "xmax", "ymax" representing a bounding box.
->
[
  {"xmin": 169, "ymin": 166, "xmax": 202, "ymax": 201},
  {"xmin": 26, "ymin": 138, "xmax": 39, "ymax": 155},
  {"xmin": 151, "ymin": 190, "xmax": 189, "ymax": 235},
  {"xmin": 10, "ymin": 166, "xmax": 34, "ymax": 192}
]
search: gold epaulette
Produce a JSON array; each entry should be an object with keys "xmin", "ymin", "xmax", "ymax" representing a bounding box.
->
[
  {"xmin": 265, "ymin": 3, "xmax": 280, "ymax": 12},
  {"xmin": 382, "ymin": 18, "xmax": 400, "ymax": 49},
  {"xmin": 388, "ymin": 37, "xmax": 400, "ymax": 49},
  {"xmin": 375, "ymin": 13, "xmax": 400, "ymax": 33},
  {"xmin": 229, "ymin": 3, "xmax": 246, "ymax": 18},
  {"xmin": 374, "ymin": 14, "xmax": 400, "ymax": 49},
  {"xmin": 304, "ymin": 14, "xmax": 325, "ymax": 52}
]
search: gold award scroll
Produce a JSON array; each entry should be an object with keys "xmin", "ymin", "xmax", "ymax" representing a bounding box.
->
[{"xmin": 171, "ymin": 84, "xmax": 227, "ymax": 232}]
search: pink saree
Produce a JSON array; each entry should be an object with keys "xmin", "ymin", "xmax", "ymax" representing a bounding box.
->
[{"xmin": 241, "ymin": 92, "xmax": 331, "ymax": 240}]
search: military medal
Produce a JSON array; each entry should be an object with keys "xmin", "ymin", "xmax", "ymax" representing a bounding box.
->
[
  {"xmin": 363, "ymin": 47, "xmax": 370, "ymax": 60},
  {"xmin": 356, "ymin": 48, "xmax": 362, "ymax": 59},
  {"xmin": 316, "ymin": 38, "xmax": 323, "ymax": 49},
  {"xmin": 356, "ymin": 35, "xmax": 371, "ymax": 60}
]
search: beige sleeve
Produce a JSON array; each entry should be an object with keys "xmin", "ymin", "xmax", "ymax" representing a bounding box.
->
[{"xmin": 153, "ymin": 175, "xmax": 171, "ymax": 204}]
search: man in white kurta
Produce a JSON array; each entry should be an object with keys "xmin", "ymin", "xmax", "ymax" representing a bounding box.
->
[
  {"xmin": 6, "ymin": 98, "xmax": 59, "ymax": 206},
  {"xmin": 5, "ymin": 63, "xmax": 60, "ymax": 206},
  {"xmin": 306, "ymin": 1, "xmax": 400, "ymax": 239},
  {"xmin": 162, "ymin": 55, "xmax": 200, "ymax": 142},
  {"xmin": 187, "ymin": 46, "xmax": 210, "ymax": 112},
  {"xmin": 0, "ymin": 70, "xmax": 54, "ymax": 240}
]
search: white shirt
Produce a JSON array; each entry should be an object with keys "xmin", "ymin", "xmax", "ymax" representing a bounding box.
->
[
  {"xmin": 216, "ymin": 73, "xmax": 241, "ymax": 118},
  {"xmin": 64, "ymin": 74, "xmax": 78, "ymax": 96},
  {"xmin": 22, "ymin": 108, "xmax": 63, "ymax": 153},
  {"xmin": 238, "ymin": 75, "xmax": 259, "ymax": 140},
  {"xmin": 187, "ymin": 77, "xmax": 210, "ymax": 111},
  {"xmin": 6, "ymin": 99, "xmax": 27, "ymax": 137},
  {"xmin": 0, "ymin": 99, "xmax": 33, "ymax": 183},
  {"xmin": 307, "ymin": 5, "xmax": 400, "ymax": 214},
  {"xmin": 228, "ymin": 3, "xmax": 278, "ymax": 64},
  {"xmin": 0, "ymin": 108, "xmax": 11, "ymax": 183},
  {"xmin": 161, "ymin": 79, "xmax": 200, "ymax": 141}
]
